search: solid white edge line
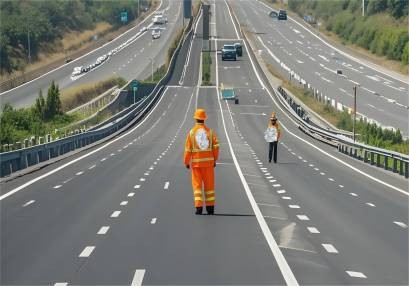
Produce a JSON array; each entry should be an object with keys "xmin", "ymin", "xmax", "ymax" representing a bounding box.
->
[
  {"xmin": 228, "ymin": 4, "xmax": 408, "ymax": 197},
  {"xmin": 214, "ymin": 34, "xmax": 299, "ymax": 285},
  {"xmin": 131, "ymin": 269, "xmax": 146, "ymax": 286},
  {"xmin": 0, "ymin": 0, "xmax": 164, "ymax": 96},
  {"xmin": 0, "ymin": 86, "xmax": 171, "ymax": 201}
]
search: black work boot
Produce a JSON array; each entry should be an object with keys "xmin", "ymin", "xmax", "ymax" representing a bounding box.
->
[
  {"xmin": 206, "ymin": 206, "xmax": 214, "ymax": 215},
  {"xmin": 195, "ymin": 207, "xmax": 203, "ymax": 215}
]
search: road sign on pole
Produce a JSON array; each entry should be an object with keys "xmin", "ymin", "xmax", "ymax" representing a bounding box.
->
[
  {"xmin": 121, "ymin": 11, "xmax": 128, "ymax": 23},
  {"xmin": 131, "ymin": 80, "xmax": 139, "ymax": 104}
]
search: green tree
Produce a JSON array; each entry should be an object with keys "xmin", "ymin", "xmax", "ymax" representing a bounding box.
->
[
  {"xmin": 45, "ymin": 81, "xmax": 62, "ymax": 119},
  {"xmin": 34, "ymin": 89, "xmax": 46, "ymax": 120}
]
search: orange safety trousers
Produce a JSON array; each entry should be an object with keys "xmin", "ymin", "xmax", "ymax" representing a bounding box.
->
[{"xmin": 191, "ymin": 166, "xmax": 215, "ymax": 207}]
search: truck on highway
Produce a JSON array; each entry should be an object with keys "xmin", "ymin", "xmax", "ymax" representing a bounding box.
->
[
  {"xmin": 221, "ymin": 44, "xmax": 237, "ymax": 61},
  {"xmin": 220, "ymin": 83, "xmax": 239, "ymax": 104}
]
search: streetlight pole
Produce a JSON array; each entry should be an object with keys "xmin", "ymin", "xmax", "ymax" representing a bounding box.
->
[
  {"xmin": 362, "ymin": 0, "xmax": 365, "ymax": 16},
  {"xmin": 353, "ymin": 85, "xmax": 357, "ymax": 142},
  {"xmin": 150, "ymin": 57, "xmax": 154, "ymax": 81}
]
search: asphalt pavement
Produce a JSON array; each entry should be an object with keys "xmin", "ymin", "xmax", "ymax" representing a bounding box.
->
[
  {"xmin": 0, "ymin": 0, "xmax": 183, "ymax": 109},
  {"xmin": 230, "ymin": 0, "xmax": 409, "ymax": 135},
  {"xmin": 1, "ymin": 0, "xmax": 408, "ymax": 285}
]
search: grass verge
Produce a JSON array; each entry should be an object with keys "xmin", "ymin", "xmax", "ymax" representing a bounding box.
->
[
  {"xmin": 60, "ymin": 77, "xmax": 126, "ymax": 112},
  {"xmin": 202, "ymin": 52, "xmax": 212, "ymax": 86}
]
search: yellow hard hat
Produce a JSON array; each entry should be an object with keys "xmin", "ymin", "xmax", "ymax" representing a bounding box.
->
[{"xmin": 194, "ymin": 108, "xmax": 207, "ymax": 120}]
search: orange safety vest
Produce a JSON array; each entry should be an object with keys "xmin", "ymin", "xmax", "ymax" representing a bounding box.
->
[
  {"xmin": 184, "ymin": 123, "xmax": 219, "ymax": 168},
  {"xmin": 268, "ymin": 121, "xmax": 282, "ymax": 140}
]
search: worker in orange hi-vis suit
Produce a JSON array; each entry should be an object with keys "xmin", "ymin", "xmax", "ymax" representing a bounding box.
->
[{"xmin": 184, "ymin": 108, "xmax": 219, "ymax": 215}]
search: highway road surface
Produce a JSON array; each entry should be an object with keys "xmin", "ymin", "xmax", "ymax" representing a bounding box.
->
[
  {"xmin": 1, "ymin": 0, "xmax": 408, "ymax": 285},
  {"xmin": 0, "ymin": 0, "xmax": 183, "ymax": 109},
  {"xmin": 230, "ymin": 0, "xmax": 409, "ymax": 135}
]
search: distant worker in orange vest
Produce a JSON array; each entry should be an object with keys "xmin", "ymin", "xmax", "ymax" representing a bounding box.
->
[
  {"xmin": 184, "ymin": 108, "xmax": 219, "ymax": 215},
  {"xmin": 264, "ymin": 112, "xmax": 281, "ymax": 163}
]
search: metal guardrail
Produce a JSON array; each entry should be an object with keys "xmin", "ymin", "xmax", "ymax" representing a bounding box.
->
[
  {"xmin": 0, "ymin": 14, "xmax": 196, "ymax": 178},
  {"xmin": 275, "ymin": 75, "xmax": 409, "ymax": 179}
]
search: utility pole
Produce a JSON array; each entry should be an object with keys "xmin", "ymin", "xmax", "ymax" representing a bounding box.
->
[
  {"xmin": 27, "ymin": 26, "xmax": 31, "ymax": 64},
  {"xmin": 362, "ymin": 0, "xmax": 365, "ymax": 16},
  {"xmin": 353, "ymin": 85, "xmax": 357, "ymax": 142}
]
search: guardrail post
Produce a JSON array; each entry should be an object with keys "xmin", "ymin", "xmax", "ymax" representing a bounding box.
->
[
  {"xmin": 405, "ymin": 162, "xmax": 409, "ymax": 178},
  {"xmin": 376, "ymin": 154, "xmax": 381, "ymax": 167},
  {"xmin": 393, "ymin": 158, "xmax": 398, "ymax": 173},
  {"xmin": 399, "ymin": 160, "xmax": 404, "ymax": 175},
  {"xmin": 2, "ymin": 144, "xmax": 8, "ymax": 152},
  {"xmin": 39, "ymin": 137, "xmax": 44, "ymax": 144},
  {"xmin": 24, "ymin": 139, "xmax": 29, "ymax": 148},
  {"xmin": 15, "ymin": 142, "xmax": 22, "ymax": 150},
  {"xmin": 370, "ymin": 152, "xmax": 374, "ymax": 165},
  {"xmin": 46, "ymin": 134, "xmax": 51, "ymax": 143},
  {"xmin": 364, "ymin": 150, "xmax": 368, "ymax": 163},
  {"xmin": 353, "ymin": 148, "xmax": 357, "ymax": 158},
  {"xmin": 384, "ymin": 155, "xmax": 388, "ymax": 170}
]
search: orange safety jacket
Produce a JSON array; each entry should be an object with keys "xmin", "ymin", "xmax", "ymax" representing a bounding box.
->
[
  {"xmin": 184, "ymin": 123, "xmax": 219, "ymax": 168},
  {"xmin": 268, "ymin": 121, "xmax": 282, "ymax": 140}
]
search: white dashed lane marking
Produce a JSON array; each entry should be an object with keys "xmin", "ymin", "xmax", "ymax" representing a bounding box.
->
[
  {"xmin": 120, "ymin": 201, "xmax": 128, "ymax": 206},
  {"xmin": 22, "ymin": 200, "xmax": 35, "ymax": 207},
  {"xmin": 131, "ymin": 269, "xmax": 146, "ymax": 286},
  {"xmin": 79, "ymin": 246, "xmax": 95, "ymax": 257},
  {"xmin": 346, "ymin": 271, "xmax": 367, "ymax": 278},
  {"xmin": 54, "ymin": 283, "xmax": 68, "ymax": 286},
  {"xmin": 76, "ymin": 171, "xmax": 84, "ymax": 176},
  {"xmin": 328, "ymin": 178, "xmax": 335, "ymax": 181},
  {"xmin": 307, "ymin": 227, "xmax": 320, "ymax": 234},
  {"xmin": 281, "ymin": 196, "xmax": 292, "ymax": 200},
  {"xmin": 164, "ymin": 181, "xmax": 170, "ymax": 190},
  {"xmin": 273, "ymin": 184, "xmax": 281, "ymax": 187},
  {"xmin": 134, "ymin": 185, "xmax": 141, "ymax": 189},
  {"xmin": 349, "ymin": 193, "xmax": 358, "ymax": 197},
  {"xmin": 53, "ymin": 185, "xmax": 62, "ymax": 189},
  {"xmin": 101, "ymin": 158, "xmax": 107, "ymax": 162},
  {"xmin": 97, "ymin": 226, "xmax": 110, "ymax": 235},
  {"xmin": 128, "ymin": 192, "xmax": 135, "ymax": 197},
  {"xmin": 322, "ymin": 244, "xmax": 338, "ymax": 253},
  {"xmin": 297, "ymin": 215, "xmax": 310, "ymax": 221},
  {"xmin": 277, "ymin": 190, "xmax": 286, "ymax": 194},
  {"xmin": 393, "ymin": 221, "xmax": 408, "ymax": 229},
  {"xmin": 365, "ymin": 203, "xmax": 376, "ymax": 207},
  {"xmin": 288, "ymin": 205, "xmax": 300, "ymax": 209},
  {"xmin": 140, "ymin": 178, "xmax": 146, "ymax": 182},
  {"xmin": 89, "ymin": 165, "xmax": 96, "ymax": 170},
  {"xmin": 150, "ymin": 218, "xmax": 157, "ymax": 224},
  {"xmin": 111, "ymin": 211, "xmax": 121, "ymax": 218}
]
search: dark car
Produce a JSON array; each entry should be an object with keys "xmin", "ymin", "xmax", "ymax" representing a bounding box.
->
[
  {"xmin": 221, "ymin": 44, "xmax": 237, "ymax": 61},
  {"xmin": 278, "ymin": 10, "xmax": 287, "ymax": 20},
  {"xmin": 269, "ymin": 11, "xmax": 278, "ymax": 18},
  {"xmin": 234, "ymin": 43, "xmax": 243, "ymax": 57}
]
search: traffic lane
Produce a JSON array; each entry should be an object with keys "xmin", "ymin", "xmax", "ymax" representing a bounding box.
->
[
  {"xmin": 0, "ymin": 86, "xmax": 195, "ymax": 284},
  {"xmin": 257, "ymin": 34, "xmax": 409, "ymax": 133},
  {"xmin": 227, "ymin": 90, "xmax": 409, "ymax": 284},
  {"xmin": 74, "ymin": 86, "xmax": 285, "ymax": 285},
  {"xmin": 0, "ymin": 84, "xmax": 185, "ymax": 196},
  {"xmin": 0, "ymin": 86, "xmax": 189, "ymax": 210},
  {"xmin": 246, "ymin": 0, "xmax": 409, "ymax": 105},
  {"xmin": 276, "ymin": 18, "xmax": 409, "ymax": 97},
  {"xmin": 0, "ymin": 0, "xmax": 174, "ymax": 109},
  {"xmin": 214, "ymin": 0, "xmax": 239, "ymax": 40},
  {"xmin": 230, "ymin": 0, "xmax": 409, "ymax": 132},
  {"xmin": 216, "ymin": 40, "xmax": 260, "ymax": 89}
]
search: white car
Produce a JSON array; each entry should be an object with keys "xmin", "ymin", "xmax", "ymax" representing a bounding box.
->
[
  {"xmin": 152, "ymin": 29, "xmax": 161, "ymax": 39},
  {"xmin": 71, "ymin": 69, "xmax": 81, "ymax": 77},
  {"xmin": 153, "ymin": 15, "xmax": 167, "ymax": 24}
]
